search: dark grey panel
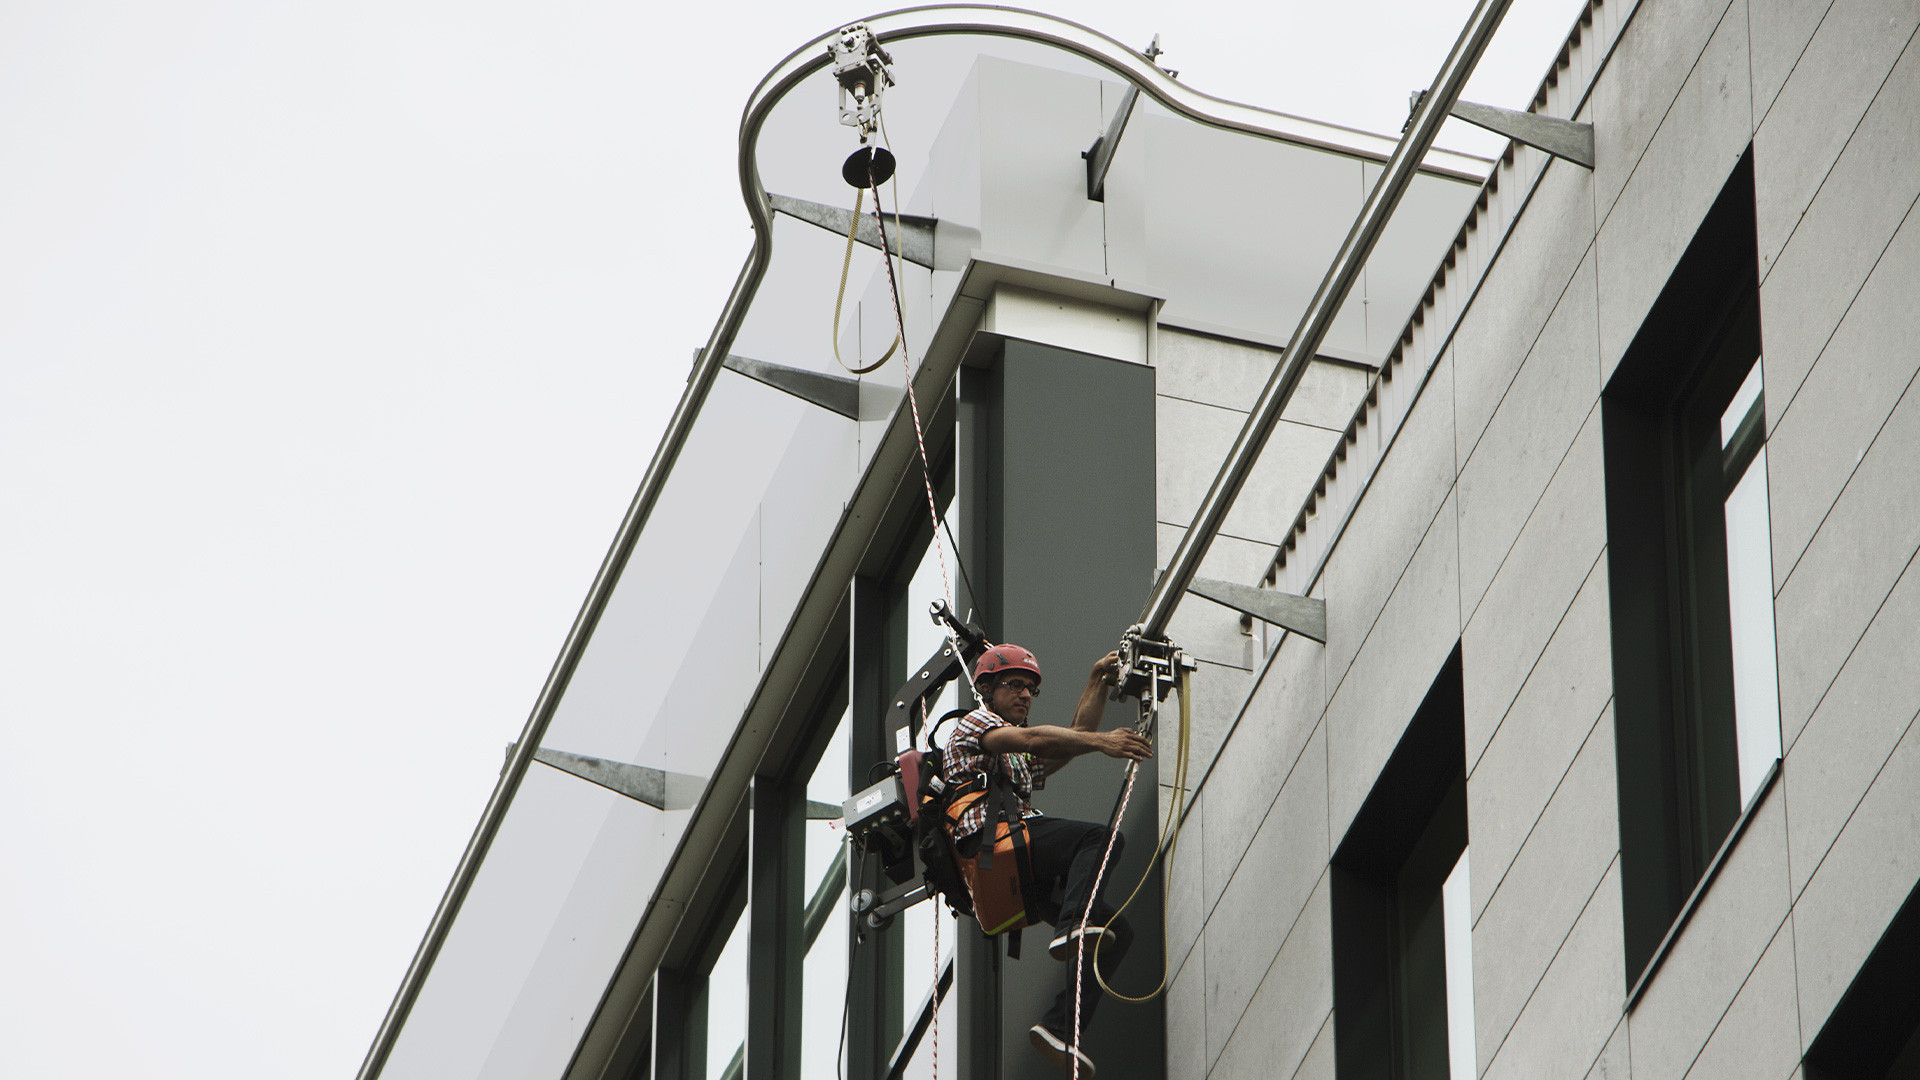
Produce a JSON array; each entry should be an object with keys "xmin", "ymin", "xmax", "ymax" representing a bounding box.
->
[{"xmin": 960, "ymin": 337, "xmax": 1161, "ymax": 1080}]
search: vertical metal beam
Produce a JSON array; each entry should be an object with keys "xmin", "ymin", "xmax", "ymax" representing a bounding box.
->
[
  {"xmin": 1136, "ymin": 0, "xmax": 1514, "ymax": 640},
  {"xmin": 654, "ymin": 968, "xmax": 704, "ymax": 1080},
  {"xmin": 747, "ymin": 775, "xmax": 803, "ymax": 1080},
  {"xmin": 848, "ymin": 578, "xmax": 906, "ymax": 1080}
]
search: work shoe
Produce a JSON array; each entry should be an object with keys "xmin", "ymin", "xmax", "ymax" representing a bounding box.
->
[
  {"xmin": 1048, "ymin": 924, "xmax": 1115, "ymax": 961},
  {"xmin": 1028, "ymin": 1024, "xmax": 1096, "ymax": 1076}
]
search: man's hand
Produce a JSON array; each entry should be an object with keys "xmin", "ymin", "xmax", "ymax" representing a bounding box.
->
[
  {"xmin": 1089, "ymin": 651, "xmax": 1121, "ymax": 687},
  {"xmin": 1096, "ymin": 729, "xmax": 1153, "ymax": 762}
]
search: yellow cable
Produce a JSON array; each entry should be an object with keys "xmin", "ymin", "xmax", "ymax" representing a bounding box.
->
[
  {"xmin": 832, "ymin": 186, "xmax": 900, "ymax": 375},
  {"xmin": 1090, "ymin": 665, "xmax": 1193, "ymax": 1003}
]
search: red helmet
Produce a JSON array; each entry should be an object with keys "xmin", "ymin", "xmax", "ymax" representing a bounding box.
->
[{"xmin": 973, "ymin": 644, "xmax": 1041, "ymax": 687}]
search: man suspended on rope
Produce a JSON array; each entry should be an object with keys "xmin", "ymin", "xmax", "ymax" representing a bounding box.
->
[{"xmin": 943, "ymin": 644, "xmax": 1153, "ymax": 1076}]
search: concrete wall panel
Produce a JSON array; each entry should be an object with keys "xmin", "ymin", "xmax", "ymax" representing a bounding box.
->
[
  {"xmin": 1773, "ymin": 375, "xmax": 1920, "ymax": 746},
  {"xmin": 1757, "ymin": 38, "xmax": 1920, "ymax": 422},
  {"xmin": 1291, "ymin": 1017, "xmax": 1336, "ymax": 1080},
  {"xmin": 1201, "ymin": 637, "xmax": 1326, "ymax": 908},
  {"xmin": 1467, "ymin": 563, "xmax": 1614, "ymax": 918},
  {"xmin": 1202, "ymin": 725, "xmax": 1328, "ymax": 1069},
  {"xmin": 1327, "ymin": 492, "xmax": 1460, "ymax": 842},
  {"xmin": 1790, "ymin": 714, "xmax": 1920, "ymax": 1038},
  {"xmin": 1452, "ymin": 162, "xmax": 1595, "ymax": 463},
  {"xmin": 1785, "ymin": 558, "xmax": 1920, "ymax": 899},
  {"xmin": 1458, "ymin": 250, "xmax": 1601, "ymax": 620},
  {"xmin": 1628, "ymin": 783, "xmax": 1790, "ymax": 1080},
  {"xmin": 1167, "ymin": 787, "xmax": 1206, "ymax": 986},
  {"xmin": 1157, "ymin": 399, "xmax": 1340, "ymax": 549},
  {"xmin": 1765, "ymin": 204, "xmax": 1920, "ymax": 597},
  {"xmin": 1166, "ymin": 943, "xmax": 1206, "ymax": 1080},
  {"xmin": 1596, "ymin": 2, "xmax": 1753, "ymax": 381},
  {"xmin": 1462, "ymin": 412, "xmax": 1606, "ymax": 759},
  {"xmin": 1482, "ymin": 860, "xmax": 1627, "ymax": 1080},
  {"xmin": 1752, "ymin": 0, "xmax": 1920, "ymax": 272},
  {"xmin": 1157, "ymin": 526, "xmax": 1272, "ymax": 675},
  {"xmin": 1321, "ymin": 353, "xmax": 1457, "ymax": 684},
  {"xmin": 1586, "ymin": 1020, "xmax": 1631, "ymax": 1080},
  {"xmin": 1591, "ymin": 0, "xmax": 1740, "ymax": 223},
  {"xmin": 1211, "ymin": 874, "xmax": 1333, "ymax": 1080},
  {"xmin": 1683, "ymin": 921, "xmax": 1803, "ymax": 1080},
  {"xmin": 1155, "ymin": 329, "xmax": 1367, "ymax": 427},
  {"xmin": 1472, "ymin": 717, "xmax": 1622, "ymax": 1074},
  {"xmin": 1749, "ymin": 0, "xmax": 1840, "ymax": 123}
]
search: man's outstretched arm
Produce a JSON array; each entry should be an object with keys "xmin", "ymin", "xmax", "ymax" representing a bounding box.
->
[{"xmin": 980, "ymin": 652, "xmax": 1147, "ymax": 775}]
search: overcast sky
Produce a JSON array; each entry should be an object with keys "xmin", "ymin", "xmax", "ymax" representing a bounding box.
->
[{"xmin": 0, "ymin": 1, "xmax": 1584, "ymax": 1076}]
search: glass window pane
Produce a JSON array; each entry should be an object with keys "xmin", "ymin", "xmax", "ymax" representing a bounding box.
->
[
  {"xmin": 1724, "ymin": 446, "xmax": 1781, "ymax": 805},
  {"xmin": 1442, "ymin": 849, "xmax": 1475, "ymax": 1080},
  {"xmin": 801, "ymin": 710, "xmax": 851, "ymax": 1080},
  {"xmin": 707, "ymin": 907, "xmax": 750, "ymax": 1080},
  {"xmin": 1721, "ymin": 359, "xmax": 1764, "ymax": 447}
]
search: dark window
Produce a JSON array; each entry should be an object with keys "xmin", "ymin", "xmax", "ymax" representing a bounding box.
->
[
  {"xmin": 1332, "ymin": 648, "xmax": 1475, "ymax": 1079},
  {"xmin": 1603, "ymin": 149, "xmax": 1782, "ymax": 990}
]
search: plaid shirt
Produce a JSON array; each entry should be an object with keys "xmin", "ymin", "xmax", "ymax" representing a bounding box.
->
[{"xmin": 942, "ymin": 707, "xmax": 1047, "ymax": 839}]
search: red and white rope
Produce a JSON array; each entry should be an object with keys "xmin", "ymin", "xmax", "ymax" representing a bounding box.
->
[{"xmin": 1071, "ymin": 759, "xmax": 1139, "ymax": 1080}]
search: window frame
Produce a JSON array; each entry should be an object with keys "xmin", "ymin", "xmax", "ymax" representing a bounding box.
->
[{"xmin": 1602, "ymin": 149, "xmax": 1783, "ymax": 996}]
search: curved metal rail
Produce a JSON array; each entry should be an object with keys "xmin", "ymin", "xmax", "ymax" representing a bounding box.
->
[{"xmin": 354, "ymin": 8, "xmax": 1500, "ymax": 1077}]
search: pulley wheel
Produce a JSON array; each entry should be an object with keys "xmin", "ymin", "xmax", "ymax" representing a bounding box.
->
[{"xmin": 843, "ymin": 145, "xmax": 896, "ymax": 188}]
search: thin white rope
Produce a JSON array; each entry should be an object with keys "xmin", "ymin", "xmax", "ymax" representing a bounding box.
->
[{"xmin": 868, "ymin": 168, "xmax": 952, "ymax": 610}]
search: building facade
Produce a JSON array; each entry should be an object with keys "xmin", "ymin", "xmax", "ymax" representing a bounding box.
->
[{"xmin": 362, "ymin": 2, "xmax": 1920, "ymax": 1078}]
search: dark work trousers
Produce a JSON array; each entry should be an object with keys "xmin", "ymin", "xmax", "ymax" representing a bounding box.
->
[{"xmin": 1024, "ymin": 815, "xmax": 1135, "ymax": 1038}]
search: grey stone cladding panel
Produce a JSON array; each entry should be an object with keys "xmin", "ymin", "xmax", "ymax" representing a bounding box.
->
[
  {"xmin": 1211, "ymin": 872, "xmax": 1333, "ymax": 1080},
  {"xmin": 1791, "ymin": 710, "xmax": 1920, "ymax": 1039},
  {"xmin": 1752, "ymin": 0, "xmax": 1920, "ymax": 273},
  {"xmin": 1766, "ymin": 203, "xmax": 1920, "ymax": 597},
  {"xmin": 1220, "ymin": 420, "xmax": 1347, "ymax": 549},
  {"xmin": 1166, "ymin": 787, "xmax": 1204, "ymax": 985},
  {"xmin": 1471, "ymin": 711, "xmax": 1621, "ymax": 1074},
  {"xmin": 1466, "ymin": 557, "xmax": 1612, "ymax": 840},
  {"xmin": 1155, "ymin": 395, "xmax": 1341, "ymax": 549},
  {"xmin": 1585, "ymin": 1020, "xmax": 1631, "ymax": 1080},
  {"xmin": 1157, "ymin": 394, "xmax": 1240, "ymax": 531},
  {"xmin": 1629, "ymin": 782, "xmax": 1791, "ymax": 1080},
  {"xmin": 1326, "ymin": 494, "xmax": 1461, "ymax": 844},
  {"xmin": 1453, "ymin": 162, "xmax": 1595, "ymax": 466},
  {"xmin": 1773, "ymin": 373, "xmax": 1920, "ymax": 748},
  {"xmin": 1482, "ymin": 860, "xmax": 1627, "ymax": 1080},
  {"xmin": 1785, "ymin": 557, "xmax": 1920, "ymax": 898},
  {"xmin": 1157, "ymin": 525, "xmax": 1272, "ymax": 674},
  {"xmin": 1591, "ymin": 0, "xmax": 1740, "ymax": 224},
  {"xmin": 1757, "ymin": 37, "xmax": 1920, "ymax": 425},
  {"xmin": 1683, "ymin": 920, "xmax": 1804, "ymax": 1080},
  {"xmin": 1154, "ymin": 329, "xmax": 1368, "ymax": 429},
  {"xmin": 1202, "ymin": 724, "xmax": 1328, "ymax": 1070},
  {"xmin": 1168, "ymin": 661, "xmax": 1254, "ymax": 803},
  {"xmin": 1458, "ymin": 249, "xmax": 1602, "ymax": 622},
  {"xmin": 1750, "ymin": 0, "xmax": 1841, "ymax": 124},
  {"xmin": 1166, "ymin": 940, "xmax": 1206, "ymax": 1080},
  {"xmin": 1201, "ymin": 633, "xmax": 1325, "ymax": 907},
  {"xmin": 1462, "ymin": 411, "xmax": 1607, "ymax": 766},
  {"xmin": 1291, "ymin": 1017, "xmax": 1335, "ymax": 1080},
  {"xmin": 1596, "ymin": 1, "xmax": 1754, "ymax": 383},
  {"xmin": 1321, "ymin": 349, "xmax": 1457, "ymax": 685}
]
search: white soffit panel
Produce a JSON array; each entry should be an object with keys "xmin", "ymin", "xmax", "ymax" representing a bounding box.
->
[{"xmin": 981, "ymin": 283, "xmax": 1149, "ymax": 364}]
